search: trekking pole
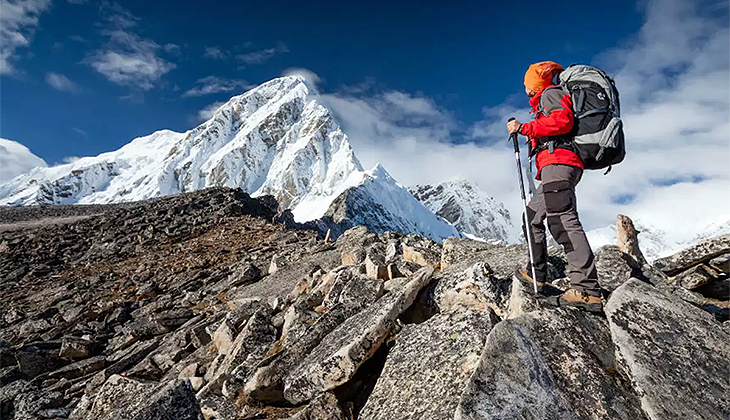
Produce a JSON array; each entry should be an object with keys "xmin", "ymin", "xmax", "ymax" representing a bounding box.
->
[{"xmin": 508, "ymin": 117, "xmax": 539, "ymax": 295}]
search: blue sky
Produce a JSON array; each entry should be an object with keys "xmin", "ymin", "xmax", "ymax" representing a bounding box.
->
[{"xmin": 2, "ymin": 0, "xmax": 644, "ymax": 164}]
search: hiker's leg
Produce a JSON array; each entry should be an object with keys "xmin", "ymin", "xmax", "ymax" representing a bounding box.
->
[
  {"xmin": 523, "ymin": 185, "xmax": 548, "ymax": 282},
  {"xmin": 542, "ymin": 165, "xmax": 600, "ymax": 296}
]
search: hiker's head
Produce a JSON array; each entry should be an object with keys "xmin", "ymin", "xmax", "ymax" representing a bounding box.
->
[{"xmin": 524, "ymin": 61, "xmax": 563, "ymax": 97}]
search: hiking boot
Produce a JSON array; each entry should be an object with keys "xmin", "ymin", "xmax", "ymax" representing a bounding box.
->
[
  {"xmin": 556, "ymin": 289, "xmax": 603, "ymax": 313},
  {"xmin": 513, "ymin": 268, "xmax": 546, "ymax": 294}
]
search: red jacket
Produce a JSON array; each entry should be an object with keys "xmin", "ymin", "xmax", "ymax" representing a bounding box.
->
[{"xmin": 519, "ymin": 84, "xmax": 583, "ymax": 178}]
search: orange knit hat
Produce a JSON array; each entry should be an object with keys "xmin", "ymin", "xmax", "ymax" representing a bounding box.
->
[{"xmin": 524, "ymin": 61, "xmax": 563, "ymax": 93}]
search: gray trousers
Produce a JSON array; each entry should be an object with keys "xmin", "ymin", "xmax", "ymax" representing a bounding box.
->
[{"xmin": 522, "ymin": 164, "xmax": 601, "ymax": 296}]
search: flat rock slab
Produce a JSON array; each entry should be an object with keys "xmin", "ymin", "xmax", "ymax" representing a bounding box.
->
[
  {"xmin": 71, "ymin": 375, "xmax": 203, "ymax": 420},
  {"xmin": 456, "ymin": 308, "xmax": 646, "ymax": 420},
  {"xmin": 605, "ymin": 278, "xmax": 730, "ymax": 420},
  {"xmin": 359, "ymin": 308, "xmax": 497, "ymax": 420},
  {"xmin": 282, "ymin": 267, "xmax": 435, "ymax": 405},
  {"xmin": 653, "ymin": 234, "xmax": 730, "ymax": 276}
]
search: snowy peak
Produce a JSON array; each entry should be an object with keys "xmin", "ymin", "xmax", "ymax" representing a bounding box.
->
[
  {"xmin": 0, "ymin": 76, "xmax": 459, "ymax": 242},
  {"xmin": 409, "ymin": 179, "xmax": 517, "ymax": 243},
  {"xmin": 0, "ymin": 138, "xmax": 47, "ymax": 185}
]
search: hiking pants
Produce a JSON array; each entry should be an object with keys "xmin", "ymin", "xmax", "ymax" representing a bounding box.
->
[{"xmin": 522, "ymin": 164, "xmax": 601, "ymax": 296}]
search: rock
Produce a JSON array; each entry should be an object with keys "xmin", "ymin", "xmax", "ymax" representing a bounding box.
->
[
  {"xmin": 364, "ymin": 254, "xmax": 388, "ymax": 280},
  {"xmin": 0, "ymin": 379, "xmax": 34, "ymax": 417},
  {"xmin": 198, "ymin": 396, "xmax": 237, "ymax": 420},
  {"xmin": 212, "ymin": 321, "xmax": 236, "ymax": 356},
  {"xmin": 287, "ymin": 392, "xmax": 347, "ymax": 420},
  {"xmin": 242, "ymin": 303, "xmax": 367, "ymax": 404},
  {"xmin": 12, "ymin": 388, "xmax": 65, "ymax": 420},
  {"xmin": 653, "ymin": 234, "xmax": 730, "ymax": 276},
  {"xmin": 594, "ymin": 245, "xmax": 638, "ymax": 292},
  {"xmin": 86, "ymin": 337, "xmax": 160, "ymax": 393},
  {"xmin": 15, "ymin": 346, "xmax": 65, "ymax": 379},
  {"xmin": 227, "ymin": 262, "xmax": 263, "ymax": 288},
  {"xmin": 71, "ymin": 375, "xmax": 204, "ymax": 420},
  {"xmin": 341, "ymin": 248, "xmax": 365, "ymax": 266},
  {"xmin": 60, "ymin": 336, "xmax": 101, "ymax": 359},
  {"xmin": 505, "ymin": 275, "xmax": 540, "ymax": 319},
  {"xmin": 456, "ymin": 308, "xmax": 645, "ymax": 420},
  {"xmin": 282, "ymin": 267, "xmax": 435, "ymax": 405},
  {"xmin": 436, "ymin": 262, "xmax": 507, "ymax": 315},
  {"xmin": 605, "ymin": 278, "xmax": 730, "ymax": 420},
  {"xmin": 269, "ymin": 253, "xmax": 288, "ymax": 274},
  {"xmin": 402, "ymin": 244, "xmax": 440, "ymax": 269},
  {"xmin": 204, "ymin": 308, "xmax": 276, "ymax": 397},
  {"xmin": 4, "ymin": 308, "xmax": 24, "ymax": 325},
  {"xmin": 386, "ymin": 263, "xmax": 401, "ymax": 280},
  {"xmin": 44, "ymin": 355, "xmax": 107, "ymax": 381},
  {"xmin": 360, "ymin": 308, "xmax": 497, "ymax": 420},
  {"xmin": 709, "ymin": 253, "xmax": 730, "ymax": 274},
  {"xmin": 155, "ymin": 308, "xmax": 194, "ymax": 328},
  {"xmin": 441, "ymin": 238, "xmax": 529, "ymax": 279},
  {"xmin": 672, "ymin": 263, "xmax": 718, "ymax": 290},
  {"xmin": 322, "ymin": 267, "xmax": 384, "ymax": 309}
]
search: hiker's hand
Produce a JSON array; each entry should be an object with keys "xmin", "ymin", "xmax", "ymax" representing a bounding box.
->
[{"xmin": 507, "ymin": 119, "xmax": 521, "ymax": 134}]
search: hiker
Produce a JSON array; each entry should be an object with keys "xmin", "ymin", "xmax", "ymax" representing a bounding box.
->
[{"xmin": 507, "ymin": 61, "xmax": 603, "ymax": 312}]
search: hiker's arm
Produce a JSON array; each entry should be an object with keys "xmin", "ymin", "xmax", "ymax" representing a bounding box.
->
[{"xmin": 520, "ymin": 90, "xmax": 574, "ymax": 139}]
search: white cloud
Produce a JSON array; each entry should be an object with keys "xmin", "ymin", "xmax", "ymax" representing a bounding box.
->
[
  {"xmin": 204, "ymin": 46, "xmax": 229, "ymax": 60},
  {"xmin": 197, "ymin": 101, "xmax": 224, "ymax": 121},
  {"xmin": 183, "ymin": 76, "xmax": 252, "ymax": 97},
  {"xmin": 0, "ymin": 138, "xmax": 47, "ymax": 183},
  {"xmin": 85, "ymin": 3, "xmax": 175, "ymax": 90},
  {"xmin": 283, "ymin": 67, "xmax": 321, "ymax": 88},
  {"xmin": 235, "ymin": 42, "xmax": 288, "ymax": 66},
  {"xmin": 71, "ymin": 127, "xmax": 88, "ymax": 137},
  {"xmin": 45, "ymin": 72, "xmax": 81, "ymax": 93},
  {"xmin": 0, "ymin": 0, "xmax": 52, "ymax": 75}
]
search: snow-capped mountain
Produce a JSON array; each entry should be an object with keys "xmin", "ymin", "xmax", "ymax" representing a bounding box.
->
[
  {"xmin": 409, "ymin": 179, "xmax": 517, "ymax": 243},
  {"xmin": 0, "ymin": 138, "xmax": 47, "ymax": 185},
  {"xmin": 0, "ymin": 76, "xmax": 458, "ymax": 242},
  {"xmin": 322, "ymin": 164, "xmax": 460, "ymax": 241}
]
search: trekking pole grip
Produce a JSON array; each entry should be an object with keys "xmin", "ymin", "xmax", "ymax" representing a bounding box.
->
[{"xmin": 508, "ymin": 117, "xmax": 520, "ymax": 153}]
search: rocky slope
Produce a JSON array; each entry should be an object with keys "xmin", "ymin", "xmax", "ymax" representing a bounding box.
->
[
  {"xmin": 409, "ymin": 179, "xmax": 517, "ymax": 244},
  {"xmin": 0, "ymin": 188, "xmax": 728, "ymax": 420},
  {"xmin": 0, "ymin": 77, "xmax": 458, "ymax": 243}
]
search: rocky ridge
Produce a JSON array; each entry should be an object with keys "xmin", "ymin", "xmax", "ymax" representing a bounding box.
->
[{"xmin": 0, "ymin": 188, "xmax": 728, "ymax": 420}]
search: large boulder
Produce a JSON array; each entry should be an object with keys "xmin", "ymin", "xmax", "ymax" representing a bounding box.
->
[
  {"xmin": 282, "ymin": 267, "xmax": 435, "ymax": 404},
  {"xmin": 359, "ymin": 308, "xmax": 498, "ymax": 420},
  {"xmin": 653, "ymin": 234, "xmax": 730, "ymax": 276},
  {"xmin": 71, "ymin": 375, "xmax": 203, "ymax": 420},
  {"xmin": 456, "ymin": 308, "xmax": 646, "ymax": 420},
  {"xmin": 594, "ymin": 245, "xmax": 638, "ymax": 292},
  {"xmin": 605, "ymin": 278, "xmax": 730, "ymax": 420}
]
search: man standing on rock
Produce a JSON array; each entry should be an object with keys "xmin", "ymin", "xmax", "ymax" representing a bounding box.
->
[{"xmin": 507, "ymin": 61, "xmax": 603, "ymax": 313}]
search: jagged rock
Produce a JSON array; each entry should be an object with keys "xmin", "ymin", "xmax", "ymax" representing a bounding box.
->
[
  {"xmin": 322, "ymin": 267, "xmax": 383, "ymax": 309},
  {"xmin": 14, "ymin": 345, "xmax": 65, "ymax": 379},
  {"xmin": 364, "ymin": 254, "xmax": 388, "ymax": 280},
  {"xmin": 287, "ymin": 392, "xmax": 347, "ymax": 420},
  {"xmin": 0, "ymin": 379, "xmax": 34, "ymax": 417},
  {"xmin": 506, "ymin": 276, "xmax": 540, "ymax": 319},
  {"xmin": 155, "ymin": 308, "xmax": 195, "ymax": 328},
  {"xmin": 44, "ymin": 355, "xmax": 107, "ymax": 381},
  {"xmin": 202, "ymin": 308, "xmax": 276, "ymax": 397},
  {"xmin": 456, "ymin": 308, "xmax": 645, "ymax": 420},
  {"xmin": 282, "ymin": 267, "xmax": 435, "ymax": 405},
  {"xmin": 441, "ymin": 238, "xmax": 529, "ymax": 279},
  {"xmin": 341, "ymin": 248, "xmax": 365, "ymax": 266},
  {"xmin": 436, "ymin": 262, "xmax": 507, "ymax": 315},
  {"xmin": 60, "ymin": 336, "xmax": 101, "ymax": 359},
  {"xmin": 594, "ymin": 245, "xmax": 637, "ymax": 292},
  {"xmin": 402, "ymin": 244, "xmax": 440, "ymax": 269},
  {"xmin": 227, "ymin": 262, "xmax": 263, "ymax": 288},
  {"xmin": 86, "ymin": 337, "xmax": 160, "ymax": 393},
  {"xmin": 269, "ymin": 253, "xmax": 288, "ymax": 275},
  {"xmin": 12, "ymin": 388, "xmax": 65, "ymax": 419},
  {"xmin": 386, "ymin": 263, "xmax": 401, "ymax": 280},
  {"xmin": 242, "ymin": 303, "xmax": 366, "ymax": 404},
  {"xmin": 672, "ymin": 263, "xmax": 718, "ymax": 290},
  {"xmin": 199, "ymin": 395, "xmax": 237, "ymax": 420},
  {"xmin": 709, "ymin": 253, "xmax": 730, "ymax": 274},
  {"xmin": 71, "ymin": 375, "xmax": 204, "ymax": 420},
  {"xmin": 360, "ymin": 308, "xmax": 497, "ymax": 420},
  {"xmin": 653, "ymin": 234, "xmax": 730, "ymax": 276},
  {"xmin": 213, "ymin": 322, "xmax": 236, "ymax": 356},
  {"xmin": 605, "ymin": 278, "xmax": 730, "ymax": 419}
]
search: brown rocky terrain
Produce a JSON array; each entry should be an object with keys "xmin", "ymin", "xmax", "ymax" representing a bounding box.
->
[{"xmin": 0, "ymin": 188, "xmax": 728, "ymax": 420}]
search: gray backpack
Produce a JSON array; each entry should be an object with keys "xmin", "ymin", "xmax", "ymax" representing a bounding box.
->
[{"xmin": 557, "ymin": 64, "xmax": 625, "ymax": 172}]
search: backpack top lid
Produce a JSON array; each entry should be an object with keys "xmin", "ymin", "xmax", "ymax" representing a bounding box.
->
[{"xmin": 557, "ymin": 65, "xmax": 621, "ymax": 117}]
